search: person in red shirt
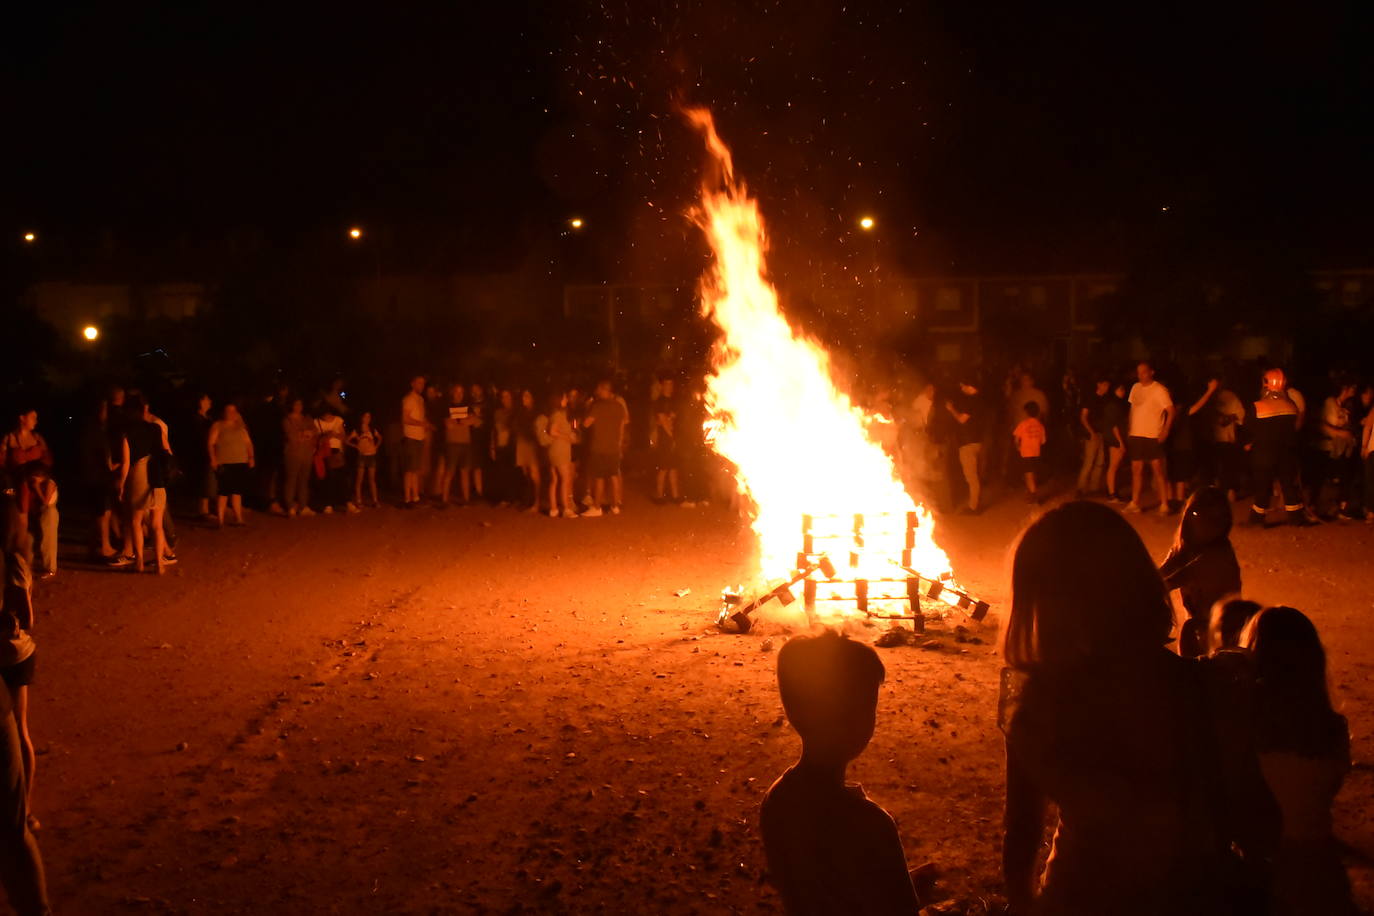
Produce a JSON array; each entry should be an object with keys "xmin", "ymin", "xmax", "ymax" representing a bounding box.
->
[{"xmin": 1013, "ymin": 401, "xmax": 1047, "ymax": 503}]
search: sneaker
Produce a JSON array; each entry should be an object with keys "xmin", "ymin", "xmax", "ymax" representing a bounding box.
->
[
  {"xmin": 1123, "ymin": 502, "xmax": 1142, "ymax": 514},
  {"xmin": 610, "ymin": 505, "xmax": 622, "ymax": 515},
  {"xmin": 323, "ymin": 506, "xmax": 334, "ymax": 515},
  {"xmin": 287, "ymin": 506, "xmax": 298, "ymax": 518},
  {"xmin": 562, "ymin": 509, "xmax": 579, "ymax": 519},
  {"xmin": 547, "ymin": 509, "xmax": 559, "ymax": 518},
  {"xmin": 269, "ymin": 503, "xmax": 287, "ymax": 517},
  {"xmin": 1157, "ymin": 504, "xmax": 1171, "ymax": 517},
  {"xmin": 681, "ymin": 501, "xmax": 697, "ymax": 509},
  {"xmin": 346, "ymin": 502, "xmax": 360, "ymax": 515},
  {"xmin": 162, "ymin": 553, "xmax": 178, "ymax": 566},
  {"xmin": 300, "ymin": 507, "xmax": 316, "ymax": 517},
  {"xmin": 582, "ymin": 506, "xmax": 603, "ymax": 518},
  {"xmin": 106, "ymin": 554, "xmax": 134, "ymax": 569}
]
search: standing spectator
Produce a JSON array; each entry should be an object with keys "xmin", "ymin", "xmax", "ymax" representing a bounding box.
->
[
  {"xmin": 467, "ymin": 383, "xmax": 491, "ymax": 503},
  {"xmin": 1013, "ymin": 401, "xmax": 1047, "ymax": 503},
  {"xmin": 513, "ymin": 390, "xmax": 542, "ymax": 513},
  {"xmin": 208, "ymin": 402, "xmax": 255, "ymax": 527},
  {"xmin": 191, "ymin": 394, "xmax": 216, "ymax": 520},
  {"xmin": 1247, "ymin": 369, "xmax": 1312, "ymax": 527},
  {"xmin": 1211, "ymin": 380, "xmax": 1247, "ymax": 501},
  {"xmin": 537, "ymin": 392, "xmax": 577, "ymax": 518},
  {"xmin": 1075, "ymin": 376, "xmax": 1110, "ymax": 497},
  {"xmin": 1125, "ymin": 360, "xmax": 1175, "ymax": 515},
  {"xmin": 652, "ymin": 378, "xmax": 683, "ymax": 504},
  {"xmin": 1360, "ymin": 384, "xmax": 1374, "ymax": 520},
  {"xmin": 110, "ymin": 396, "xmax": 173, "ymax": 573},
  {"xmin": 440, "ymin": 384, "xmax": 474, "ymax": 507},
  {"xmin": 348, "ymin": 411, "xmax": 381, "ymax": 508},
  {"xmin": 2, "ymin": 410, "xmax": 58, "ymax": 580},
  {"xmin": 250, "ymin": 386, "xmax": 288, "ymax": 517},
  {"xmin": 900, "ymin": 381, "xmax": 949, "ymax": 514},
  {"xmin": 1241, "ymin": 607, "xmax": 1358, "ymax": 916},
  {"xmin": 1057, "ymin": 371, "xmax": 1083, "ymax": 474},
  {"xmin": 945, "ymin": 374, "xmax": 984, "ymax": 514},
  {"xmin": 281, "ymin": 398, "xmax": 317, "ymax": 517},
  {"xmin": 1166, "ymin": 378, "xmax": 1219, "ymax": 513},
  {"xmin": 582, "ymin": 379, "xmax": 628, "ymax": 516},
  {"xmin": 400, "ymin": 376, "xmax": 429, "ymax": 509},
  {"xmin": 1103, "ymin": 382, "xmax": 1130, "ymax": 502},
  {"xmin": 313, "ymin": 404, "xmax": 355, "ymax": 514},
  {"xmin": 490, "ymin": 389, "xmax": 517, "ymax": 506},
  {"xmin": 424, "ymin": 382, "xmax": 447, "ymax": 503},
  {"xmin": 80, "ymin": 398, "xmax": 117, "ymax": 560},
  {"xmin": 1007, "ymin": 371, "xmax": 1049, "ymax": 475},
  {"xmin": 566, "ymin": 386, "xmax": 588, "ymax": 508},
  {"xmin": 1316, "ymin": 380, "xmax": 1358, "ymax": 519},
  {"xmin": 1001, "ymin": 501, "xmax": 1232, "ymax": 915}
]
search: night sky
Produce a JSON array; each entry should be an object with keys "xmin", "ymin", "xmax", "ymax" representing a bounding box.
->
[{"xmin": 6, "ymin": 2, "xmax": 1371, "ymax": 277}]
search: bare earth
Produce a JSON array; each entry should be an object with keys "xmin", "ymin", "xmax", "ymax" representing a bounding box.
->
[{"xmin": 17, "ymin": 494, "xmax": 1374, "ymax": 914}]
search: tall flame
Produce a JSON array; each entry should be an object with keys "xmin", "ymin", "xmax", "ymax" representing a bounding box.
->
[{"xmin": 686, "ymin": 108, "xmax": 953, "ymax": 601}]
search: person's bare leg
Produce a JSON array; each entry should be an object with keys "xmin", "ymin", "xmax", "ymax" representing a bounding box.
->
[
  {"xmin": 593, "ymin": 477, "xmax": 606, "ymax": 508},
  {"xmin": 669, "ymin": 469, "xmax": 681, "ymax": 500},
  {"xmin": 152, "ymin": 508, "xmax": 166, "ymax": 574},
  {"xmin": 1154, "ymin": 459, "xmax": 1170, "ymax": 508},
  {"xmin": 611, "ymin": 473, "xmax": 623, "ymax": 508},
  {"xmin": 1130, "ymin": 460, "xmax": 1144, "ymax": 506},
  {"xmin": 368, "ymin": 468, "xmax": 379, "ymax": 505},
  {"xmin": 9, "ymin": 686, "xmax": 34, "ymax": 828},
  {"xmin": 655, "ymin": 469, "xmax": 666, "ymax": 499},
  {"xmin": 130, "ymin": 509, "xmax": 145, "ymax": 572},
  {"xmin": 97, "ymin": 510, "xmax": 114, "ymax": 556},
  {"xmin": 1024, "ymin": 472, "xmax": 1037, "ymax": 497},
  {"xmin": 216, "ymin": 494, "xmax": 227, "ymax": 527},
  {"xmin": 356, "ymin": 467, "xmax": 366, "ymax": 506},
  {"xmin": 231, "ymin": 494, "xmax": 244, "ymax": 525},
  {"xmin": 472, "ymin": 468, "xmax": 483, "ymax": 500},
  {"xmin": 529, "ymin": 467, "xmax": 541, "ymax": 510}
]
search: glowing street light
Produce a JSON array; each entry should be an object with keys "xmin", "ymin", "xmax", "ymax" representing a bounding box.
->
[
  {"xmin": 348, "ymin": 227, "xmax": 363, "ymax": 240},
  {"xmin": 22, "ymin": 232, "xmax": 36, "ymax": 243},
  {"xmin": 568, "ymin": 217, "xmax": 584, "ymax": 230},
  {"xmin": 858, "ymin": 216, "xmax": 875, "ymax": 231},
  {"xmin": 82, "ymin": 325, "xmax": 99, "ymax": 342}
]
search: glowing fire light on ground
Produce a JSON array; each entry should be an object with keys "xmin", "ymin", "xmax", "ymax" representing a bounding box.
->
[{"xmin": 685, "ymin": 107, "xmax": 956, "ymax": 617}]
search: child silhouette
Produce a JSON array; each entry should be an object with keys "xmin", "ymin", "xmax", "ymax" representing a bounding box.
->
[{"xmin": 760, "ymin": 631, "xmax": 920, "ymax": 915}]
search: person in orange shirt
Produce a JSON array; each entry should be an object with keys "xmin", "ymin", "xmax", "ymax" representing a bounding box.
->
[{"xmin": 1013, "ymin": 401, "xmax": 1047, "ymax": 503}]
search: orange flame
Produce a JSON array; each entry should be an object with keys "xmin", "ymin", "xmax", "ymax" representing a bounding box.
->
[{"xmin": 685, "ymin": 108, "xmax": 954, "ymax": 609}]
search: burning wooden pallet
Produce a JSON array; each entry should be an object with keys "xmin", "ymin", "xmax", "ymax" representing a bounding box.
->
[{"xmin": 717, "ymin": 512, "xmax": 988, "ymax": 633}]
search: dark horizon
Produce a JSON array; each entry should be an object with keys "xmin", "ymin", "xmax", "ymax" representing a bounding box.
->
[{"xmin": 5, "ymin": 2, "xmax": 1372, "ymax": 278}]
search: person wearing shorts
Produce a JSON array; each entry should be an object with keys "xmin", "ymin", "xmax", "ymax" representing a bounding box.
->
[
  {"xmin": 400, "ymin": 376, "xmax": 429, "ymax": 508},
  {"xmin": 582, "ymin": 380, "xmax": 628, "ymax": 516},
  {"xmin": 208, "ymin": 402, "xmax": 255, "ymax": 527},
  {"xmin": 440, "ymin": 384, "xmax": 474, "ymax": 506},
  {"xmin": 1125, "ymin": 361, "xmax": 1174, "ymax": 515}
]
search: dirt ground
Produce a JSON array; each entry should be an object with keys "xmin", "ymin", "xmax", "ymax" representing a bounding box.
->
[{"xmin": 13, "ymin": 490, "xmax": 1374, "ymax": 914}]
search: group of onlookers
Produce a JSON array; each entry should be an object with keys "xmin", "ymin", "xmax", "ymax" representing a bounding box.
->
[
  {"xmin": 764, "ymin": 499, "xmax": 1357, "ymax": 914},
  {"xmin": 895, "ymin": 359, "xmax": 1374, "ymax": 528}
]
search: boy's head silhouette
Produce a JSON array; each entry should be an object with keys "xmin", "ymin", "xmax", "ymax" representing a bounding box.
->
[{"xmin": 777, "ymin": 630, "xmax": 886, "ymax": 766}]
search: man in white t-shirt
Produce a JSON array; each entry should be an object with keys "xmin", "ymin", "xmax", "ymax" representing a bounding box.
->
[
  {"xmin": 1125, "ymin": 360, "xmax": 1175, "ymax": 516},
  {"xmin": 400, "ymin": 375, "xmax": 430, "ymax": 508}
]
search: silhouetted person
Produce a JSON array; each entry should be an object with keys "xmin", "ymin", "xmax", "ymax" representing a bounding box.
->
[
  {"xmin": 0, "ymin": 467, "xmax": 48, "ymax": 914},
  {"xmin": 760, "ymin": 631, "xmax": 920, "ymax": 915},
  {"xmin": 1160, "ymin": 487, "xmax": 1242, "ymax": 657},
  {"xmin": 1001, "ymin": 501, "xmax": 1231, "ymax": 915},
  {"xmin": 1241, "ymin": 607, "xmax": 1357, "ymax": 916}
]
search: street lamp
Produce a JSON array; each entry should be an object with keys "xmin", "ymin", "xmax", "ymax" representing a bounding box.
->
[
  {"xmin": 858, "ymin": 216, "xmax": 875, "ymax": 231},
  {"xmin": 568, "ymin": 217, "xmax": 584, "ymax": 230},
  {"xmin": 82, "ymin": 325, "xmax": 99, "ymax": 342},
  {"xmin": 22, "ymin": 231, "xmax": 36, "ymax": 243},
  {"xmin": 348, "ymin": 226, "xmax": 363, "ymax": 240}
]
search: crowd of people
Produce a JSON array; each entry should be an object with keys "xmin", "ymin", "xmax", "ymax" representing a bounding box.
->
[
  {"xmin": 0, "ymin": 355, "xmax": 1366, "ymax": 913},
  {"xmin": 763, "ymin": 499, "xmax": 1357, "ymax": 915},
  {"xmin": 894, "ymin": 359, "xmax": 1374, "ymax": 528}
]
